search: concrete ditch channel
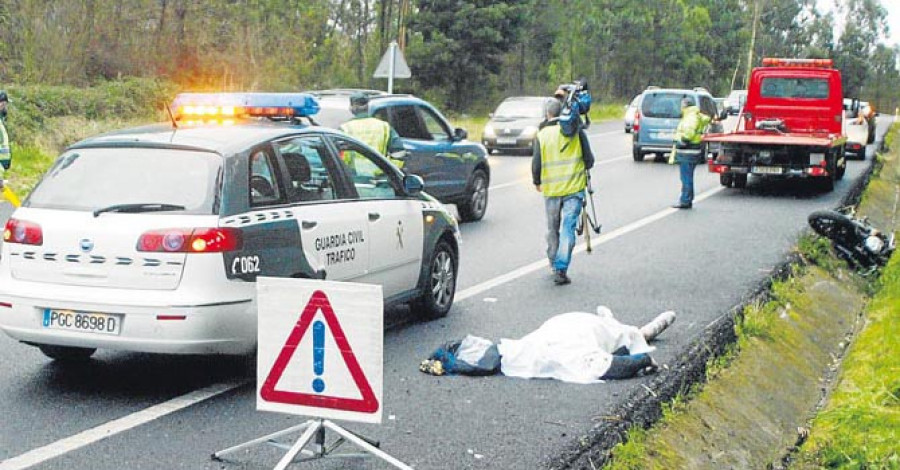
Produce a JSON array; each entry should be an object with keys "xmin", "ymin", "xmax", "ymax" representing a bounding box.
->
[{"xmin": 548, "ymin": 126, "xmax": 899, "ymax": 469}]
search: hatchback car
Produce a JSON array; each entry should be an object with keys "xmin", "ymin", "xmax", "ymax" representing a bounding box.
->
[
  {"xmin": 632, "ymin": 87, "xmax": 725, "ymax": 162},
  {"xmin": 0, "ymin": 93, "xmax": 461, "ymax": 361},
  {"xmin": 482, "ymin": 96, "xmax": 546, "ymax": 153},
  {"xmin": 314, "ymin": 93, "xmax": 490, "ymax": 222}
]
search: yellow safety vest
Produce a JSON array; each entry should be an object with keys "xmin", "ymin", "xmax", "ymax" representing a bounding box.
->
[
  {"xmin": 674, "ymin": 106, "xmax": 711, "ymax": 145},
  {"xmin": 538, "ymin": 125, "xmax": 586, "ymax": 197},
  {"xmin": 340, "ymin": 117, "xmax": 391, "ymax": 156}
]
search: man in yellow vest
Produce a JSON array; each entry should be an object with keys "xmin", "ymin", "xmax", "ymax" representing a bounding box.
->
[
  {"xmin": 339, "ymin": 92, "xmax": 404, "ymax": 170},
  {"xmin": 532, "ymin": 98, "xmax": 595, "ymax": 286},
  {"xmin": 0, "ymin": 91, "xmax": 11, "ymax": 175},
  {"xmin": 671, "ymin": 97, "xmax": 711, "ymax": 209}
]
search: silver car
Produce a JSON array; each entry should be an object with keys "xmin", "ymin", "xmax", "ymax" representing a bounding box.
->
[
  {"xmin": 482, "ymin": 96, "xmax": 546, "ymax": 155},
  {"xmin": 624, "ymin": 94, "xmax": 642, "ymax": 133}
]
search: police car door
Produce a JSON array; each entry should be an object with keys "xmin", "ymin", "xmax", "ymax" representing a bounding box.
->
[
  {"xmin": 327, "ymin": 135, "xmax": 424, "ymax": 299},
  {"xmin": 263, "ymin": 135, "xmax": 369, "ymax": 282}
]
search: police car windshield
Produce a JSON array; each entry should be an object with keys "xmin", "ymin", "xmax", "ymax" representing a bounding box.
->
[{"xmin": 26, "ymin": 147, "xmax": 221, "ymax": 213}]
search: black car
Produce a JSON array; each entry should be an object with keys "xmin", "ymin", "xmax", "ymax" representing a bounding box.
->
[{"xmin": 314, "ymin": 92, "xmax": 490, "ymax": 222}]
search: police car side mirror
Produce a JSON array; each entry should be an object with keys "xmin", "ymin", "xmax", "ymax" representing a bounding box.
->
[
  {"xmin": 453, "ymin": 128, "xmax": 468, "ymax": 141},
  {"xmin": 719, "ymin": 109, "xmax": 728, "ymax": 120},
  {"xmin": 403, "ymin": 174, "xmax": 425, "ymax": 196}
]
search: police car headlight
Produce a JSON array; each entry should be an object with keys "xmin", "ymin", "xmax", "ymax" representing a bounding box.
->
[
  {"xmin": 483, "ymin": 125, "xmax": 496, "ymax": 138},
  {"xmin": 521, "ymin": 126, "xmax": 539, "ymax": 137}
]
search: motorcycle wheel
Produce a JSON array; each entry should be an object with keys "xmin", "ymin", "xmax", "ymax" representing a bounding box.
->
[{"xmin": 808, "ymin": 210, "xmax": 860, "ymax": 247}]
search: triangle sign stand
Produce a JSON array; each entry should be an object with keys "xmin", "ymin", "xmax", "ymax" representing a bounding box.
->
[
  {"xmin": 260, "ymin": 290, "xmax": 378, "ymax": 413},
  {"xmin": 213, "ymin": 289, "xmax": 412, "ymax": 470}
]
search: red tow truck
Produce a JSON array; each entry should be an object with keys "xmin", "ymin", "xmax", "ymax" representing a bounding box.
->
[{"xmin": 704, "ymin": 58, "xmax": 847, "ymax": 191}]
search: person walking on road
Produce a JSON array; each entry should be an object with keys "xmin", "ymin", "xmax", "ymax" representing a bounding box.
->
[
  {"xmin": 339, "ymin": 92, "xmax": 405, "ymax": 168},
  {"xmin": 532, "ymin": 98, "xmax": 595, "ymax": 286},
  {"xmin": 0, "ymin": 91, "xmax": 11, "ymax": 174},
  {"xmin": 671, "ymin": 97, "xmax": 712, "ymax": 209}
]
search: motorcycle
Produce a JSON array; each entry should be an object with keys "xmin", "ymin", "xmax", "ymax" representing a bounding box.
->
[{"xmin": 807, "ymin": 206, "xmax": 895, "ymax": 274}]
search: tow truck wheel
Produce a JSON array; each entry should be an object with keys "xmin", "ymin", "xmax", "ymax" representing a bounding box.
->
[
  {"xmin": 733, "ymin": 174, "xmax": 748, "ymax": 189},
  {"xmin": 38, "ymin": 345, "xmax": 96, "ymax": 362},
  {"xmin": 719, "ymin": 174, "xmax": 734, "ymax": 187},
  {"xmin": 413, "ymin": 240, "xmax": 457, "ymax": 320}
]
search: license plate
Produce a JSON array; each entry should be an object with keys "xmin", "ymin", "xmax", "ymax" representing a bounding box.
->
[
  {"xmin": 655, "ymin": 132, "xmax": 673, "ymax": 140},
  {"xmin": 752, "ymin": 166, "xmax": 783, "ymax": 175},
  {"xmin": 42, "ymin": 309, "xmax": 122, "ymax": 335},
  {"xmin": 497, "ymin": 137, "xmax": 516, "ymax": 145}
]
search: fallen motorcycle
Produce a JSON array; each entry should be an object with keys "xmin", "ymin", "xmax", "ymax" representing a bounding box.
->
[{"xmin": 807, "ymin": 206, "xmax": 895, "ymax": 274}]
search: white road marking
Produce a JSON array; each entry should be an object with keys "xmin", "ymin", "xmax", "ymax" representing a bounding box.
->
[
  {"xmin": 489, "ymin": 154, "xmax": 630, "ymax": 191},
  {"xmin": 0, "ymin": 380, "xmax": 246, "ymax": 470},
  {"xmin": 455, "ymin": 185, "xmax": 724, "ymax": 302},
  {"xmin": 0, "ymin": 183, "xmax": 722, "ymax": 468}
]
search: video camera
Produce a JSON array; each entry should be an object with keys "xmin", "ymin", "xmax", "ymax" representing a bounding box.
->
[{"xmin": 557, "ymin": 78, "xmax": 592, "ymax": 137}]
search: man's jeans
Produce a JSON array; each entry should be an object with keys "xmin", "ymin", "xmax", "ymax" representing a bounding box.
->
[
  {"xmin": 544, "ymin": 192, "xmax": 584, "ymax": 273},
  {"xmin": 678, "ymin": 160, "xmax": 697, "ymax": 205}
]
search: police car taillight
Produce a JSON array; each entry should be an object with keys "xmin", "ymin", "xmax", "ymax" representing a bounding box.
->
[
  {"xmin": 3, "ymin": 218, "xmax": 43, "ymax": 246},
  {"xmin": 170, "ymin": 92, "xmax": 319, "ymax": 122},
  {"xmin": 137, "ymin": 228, "xmax": 242, "ymax": 253}
]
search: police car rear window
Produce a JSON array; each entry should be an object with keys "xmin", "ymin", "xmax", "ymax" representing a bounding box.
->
[
  {"xmin": 641, "ymin": 93, "xmax": 685, "ymax": 119},
  {"xmin": 26, "ymin": 148, "xmax": 221, "ymax": 213}
]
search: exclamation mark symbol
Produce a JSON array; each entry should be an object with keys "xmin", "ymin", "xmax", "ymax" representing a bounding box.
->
[{"xmin": 312, "ymin": 320, "xmax": 326, "ymax": 393}]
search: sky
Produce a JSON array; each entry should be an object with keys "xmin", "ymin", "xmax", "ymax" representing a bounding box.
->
[{"xmin": 817, "ymin": 0, "xmax": 900, "ymax": 47}]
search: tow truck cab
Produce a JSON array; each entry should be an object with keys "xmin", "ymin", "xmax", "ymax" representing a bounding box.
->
[
  {"xmin": 744, "ymin": 58, "xmax": 843, "ymax": 136},
  {"xmin": 705, "ymin": 58, "xmax": 847, "ymax": 191}
]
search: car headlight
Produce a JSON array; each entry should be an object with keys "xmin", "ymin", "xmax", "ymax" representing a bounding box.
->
[
  {"xmin": 521, "ymin": 126, "xmax": 539, "ymax": 137},
  {"xmin": 483, "ymin": 125, "xmax": 496, "ymax": 138}
]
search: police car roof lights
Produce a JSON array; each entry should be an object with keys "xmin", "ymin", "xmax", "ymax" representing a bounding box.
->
[{"xmin": 170, "ymin": 92, "xmax": 320, "ymax": 121}]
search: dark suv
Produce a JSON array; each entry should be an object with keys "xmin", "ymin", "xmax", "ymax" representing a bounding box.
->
[{"xmin": 313, "ymin": 92, "xmax": 490, "ymax": 222}]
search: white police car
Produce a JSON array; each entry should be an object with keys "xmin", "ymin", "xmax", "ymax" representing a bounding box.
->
[{"xmin": 0, "ymin": 93, "xmax": 460, "ymax": 361}]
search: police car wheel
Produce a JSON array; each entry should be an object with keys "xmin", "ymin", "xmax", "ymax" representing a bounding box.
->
[
  {"xmin": 458, "ymin": 169, "xmax": 488, "ymax": 222},
  {"xmin": 413, "ymin": 240, "xmax": 457, "ymax": 319},
  {"xmin": 38, "ymin": 344, "xmax": 96, "ymax": 362}
]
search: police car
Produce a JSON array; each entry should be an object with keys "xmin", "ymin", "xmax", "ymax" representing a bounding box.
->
[{"xmin": 0, "ymin": 93, "xmax": 460, "ymax": 361}]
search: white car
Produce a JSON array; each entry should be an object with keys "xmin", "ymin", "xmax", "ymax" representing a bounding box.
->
[{"xmin": 0, "ymin": 93, "xmax": 461, "ymax": 361}]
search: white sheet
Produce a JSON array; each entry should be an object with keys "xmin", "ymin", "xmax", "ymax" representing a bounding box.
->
[{"xmin": 497, "ymin": 307, "xmax": 654, "ymax": 384}]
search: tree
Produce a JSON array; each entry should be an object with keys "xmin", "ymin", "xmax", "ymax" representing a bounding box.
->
[{"xmin": 406, "ymin": 0, "xmax": 529, "ymax": 111}]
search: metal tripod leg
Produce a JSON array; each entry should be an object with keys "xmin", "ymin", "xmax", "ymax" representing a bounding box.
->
[{"xmin": 211, "ymin": 421, "xmax": 315, "ymax": 461}]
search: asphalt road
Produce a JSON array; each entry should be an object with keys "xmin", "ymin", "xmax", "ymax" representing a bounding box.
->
[{"xmin": 0, "ymin": 116, "xmax": 891, "ymax": 470}]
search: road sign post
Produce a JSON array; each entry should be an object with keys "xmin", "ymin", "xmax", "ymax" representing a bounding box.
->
[
  {"xmin": 373, "ymin": 40, "xmax": 411, "ymax": 94},
  {"xmin": 212, "ymin": 278, "xmax": 411, "ymax": 469}
]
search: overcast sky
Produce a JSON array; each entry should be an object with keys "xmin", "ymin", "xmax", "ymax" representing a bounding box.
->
[{"xmin": 817, "ymin": 0, "xmax": 900, "ymax": 47}]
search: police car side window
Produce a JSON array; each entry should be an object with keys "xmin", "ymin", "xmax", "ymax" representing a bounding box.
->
[
  {"xmin": 331, "ymin": 136, "xmax": 401, "ymax": 200},
  {"xmin": 419, "ymin": 106, "xmax": 450, "ymax": 141},
  {"xmin": 391, "ymin": 105, "xmax": 430, "ymax": 140},
  {"xmin": 249, "ymin": 149, "xmax": 283, "ymax": 206},
  {"xmin": 273, "ymin": 136, "xmax": 337, "ymax": 203}
]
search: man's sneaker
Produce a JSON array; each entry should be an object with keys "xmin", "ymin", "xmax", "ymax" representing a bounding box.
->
[{"xmin": 553, "ymin": 270, "xmax": 571, "ymax": 285}]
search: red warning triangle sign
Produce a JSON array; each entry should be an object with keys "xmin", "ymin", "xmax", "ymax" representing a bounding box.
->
[{"xmin": 260, "ymin": 290, "xmax": 379, "ymax": 413}]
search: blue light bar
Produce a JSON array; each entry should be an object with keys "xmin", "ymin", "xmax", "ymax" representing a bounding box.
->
[{"xmin": 170, "ymin": 92, "xmax": 320, "ymax": 119}]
